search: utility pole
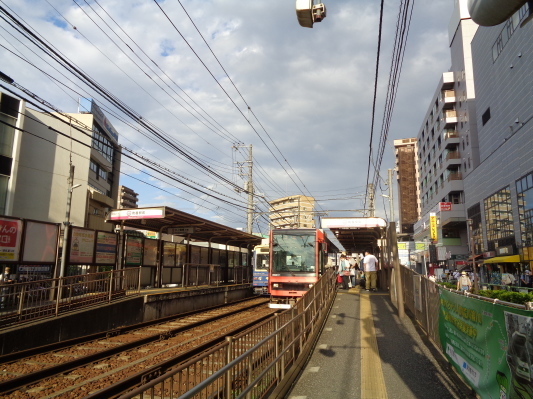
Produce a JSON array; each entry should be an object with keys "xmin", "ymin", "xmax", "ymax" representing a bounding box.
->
[
  {"xmin": 388, "ymin": 169, "xmax": 394, "ymax": 223},
  {"xmin": 368, "ymin": 183, "xmax": 375, "ymax": 217},
  {"xmin": 59, "ymin": 164, "xmax": 81, "ymax": 279},
  {"xmin": 246, "ymin": 145, "xmax": 253, "ymax": 234},
  {"xmin": 234, "ymin": 144, "xmax": 254, "ymax": 234}
]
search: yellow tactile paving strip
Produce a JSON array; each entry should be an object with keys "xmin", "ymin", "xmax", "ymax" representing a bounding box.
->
[{"xmin": 360, "ymin": 293, "xmax": 388, "ymax": 399}]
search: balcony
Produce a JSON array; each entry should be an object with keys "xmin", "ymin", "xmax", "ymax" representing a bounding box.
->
[
  {"xmin": 444, "ymin": 131, "xmax": 460, "ymax": 149},
  {"xmin": 445, "ymin": 151, "xmax": 460, "ymax": 161},
  {"xmin": 440, "ymin": 71, "xmax": 454, "ymax": 90},
  {"xmin": 442, "ymin": 110, "xmax": 458, "ymax": 126},
  {"xmin": 441, "ymin": 90, "xmax": 456, "ymax": 109},
  {"xmin": 447, "ymin": 172, "xmax": 462, "ymax": 181}
]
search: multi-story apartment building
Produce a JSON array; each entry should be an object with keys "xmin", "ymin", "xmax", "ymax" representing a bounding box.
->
[
  {"xmin": 0, "ymin": 91, "xmax": 25, "ymax": 216},
  {"xmin": 463, "ymin": 4, "xmax": 533, "ymax": 270},
  {"xmin": 119, "ymin": 186, "xmax": 139, "ymax": 209},
  {"xmin": 269, "ymin": 195, "xmax": 315, "ymax": 229},
  {"xmin": 393, "ymin": 138, "xmax": 419, "ymax": 236},
  {"xmin": 2, "ymin": 94, "xmax": 121, "ymax": 232},
  {"xmin": 412, "ymin": 1, "xmax": 532, "ymax": 276},
  {"xmin": 413, "ymin": 1, "xmax": 479, "ymax": 270}
]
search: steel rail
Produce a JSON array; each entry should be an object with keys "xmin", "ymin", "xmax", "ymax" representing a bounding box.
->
[
  {"xmin": 86, "ymin": 312, "xmax": 277, "ymax": 399},
  {"xmin": 0, "ymin": 296, "xmax": 260, "ymax": 362},
  {"xmin": 0, "ymin": 298, "xmax": 268, "ymax": 395}
]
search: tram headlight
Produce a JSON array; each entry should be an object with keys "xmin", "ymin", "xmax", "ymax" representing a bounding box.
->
[
  {"xmin": 272, "ymin": 283, "xmax": 279, "ymax": 288},
  {"xmin": 308, "ymin": 283, "xmax": 314, "ymax": 288}
]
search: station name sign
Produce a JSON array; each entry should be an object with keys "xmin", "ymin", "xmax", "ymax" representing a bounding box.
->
[
  {"xmin": 168, "ymin": 227, "xmax": 196, "ymax": 234},
  {"xmin": 108, "ymin": 208, "xmax": 165, "ymax": 221},
  {"xmin": 321, "ymin": 217, "xmax": 387, "ymax": 228}
]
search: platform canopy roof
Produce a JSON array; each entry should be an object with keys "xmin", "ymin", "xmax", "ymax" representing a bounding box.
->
[
  {"xmin": 321, "ymin": 217, "xmax": 387, "ymax": 255},
  {"xmin": 107, "ymin": 206, "xmax": 261, "ymax": 248}
]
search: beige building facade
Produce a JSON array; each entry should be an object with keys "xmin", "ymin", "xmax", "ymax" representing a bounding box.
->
[
  {"xmin": 2, "ymin": 94, "xmax": 120, "ymax": 232},
  {"xmin": 269, "ymin": 195, "xmax": 315, "ymax": 229}
]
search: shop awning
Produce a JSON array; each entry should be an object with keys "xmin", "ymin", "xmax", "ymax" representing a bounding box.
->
[{"xmin": 483, "ymin": 255, "xmax": 521, "ymax": 263}]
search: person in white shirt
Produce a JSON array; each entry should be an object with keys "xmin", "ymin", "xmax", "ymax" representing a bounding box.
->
[
  {"xmin": 363, "ymin": 250, "xmax": 379, "ymax": 291},
  {"xmin": 457, "ymin": 271, "xmax": 472, "ymax": 292}
]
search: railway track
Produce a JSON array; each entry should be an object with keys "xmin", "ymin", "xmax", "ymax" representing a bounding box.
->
[{"xmin": 0, "ymin": 297, "xmax": 274, "ymax": 398}]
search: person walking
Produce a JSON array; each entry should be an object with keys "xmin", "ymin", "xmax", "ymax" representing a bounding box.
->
[
  {"xmin": 457, "ymin": 271, "xmax": 472, "ymax": 292},
  {"xmin": 0, "ymin": 266, "xmax": 13, "ymax": 309},
  {"xmin": 363, "ymin": 250, "xmax": 378, "ymax": 292},
  {"xmin": 339, "ymin": 254, "xmax": 350, "ymax": 290}
]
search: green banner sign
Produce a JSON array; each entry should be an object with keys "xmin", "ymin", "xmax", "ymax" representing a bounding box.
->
[{"xmin": 439, "ymin": 289, "xmax": 533, "ymax": 398}]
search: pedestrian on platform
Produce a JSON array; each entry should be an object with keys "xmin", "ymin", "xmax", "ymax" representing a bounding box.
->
[
  {"xmin": 457, "ymin": 271, "xmax": 472, "ymax": 292},
  {"xmin": 363, "ymin": 250, "xmax": 378, "ymax": 292},
  {"xmin": 0, "ymin": 266, "xmax": 13, "ymax": 309},
  {"xmin": 339, "ymin": 254, "xmax": 350, "ymax": 290}
]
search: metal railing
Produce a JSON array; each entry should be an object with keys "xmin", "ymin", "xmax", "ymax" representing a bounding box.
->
[
  {"xmin": 400, "ymin": 266, "xmax": 533, "ymax": 352},
  {"xmin": 0, "ymin": 268, "xmax": 141, "ymax": 329},
  {"xmin": 172, "ymin": 264, "xmax": 251, "ymax": 287},
  {"xmin": 120, "ymin": 268, "xmax": 337, "ymax": 399}
]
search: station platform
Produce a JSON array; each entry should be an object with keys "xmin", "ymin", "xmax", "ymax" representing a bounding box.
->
[{"xmin": 286, "ymin": 286, "xmax": 476, "ymax": 399}]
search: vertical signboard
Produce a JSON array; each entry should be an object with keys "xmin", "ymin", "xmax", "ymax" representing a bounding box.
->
[
  {"xmin": 176, "ymin": 244, "xmax": 187, "ymax": 266},
  {"xmin": 430, "ymin": 213, "xmax": 438, "ymax": 242},
  {"xmin": 439, "ymin": 290, "xmax": 533, "ymax": 398},
  {"xmin": 163, "ymin": 242, "xmax": 176, "ymax": 266},
  {"xmin": 0, "ymin": 217, "xmax": 23, "ymax": 261},
  {"xmin": 69, "ymin": 228, "xmax": 96, "ymax": 263},
  {"xmin": 125, "ymin": 236, "xmax": 143, "ymax": 266},
  {"xmin": 143, "ymin": 239, "xmax": 158, "ymax": 266},
  {"xmin": 95, "ymin": 231, "xmax": 117, "ymax": 265},
  {"xmin": 22, "ymin": 221, "xmax": 59, "ymax": 263}
]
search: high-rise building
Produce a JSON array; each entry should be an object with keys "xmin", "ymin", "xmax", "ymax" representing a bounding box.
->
[
  {"xmin": 119, "ymin": 185, "xmax": 139, "ymax": 209},
  {"xmin": 463, "ymin": 4, "xmax": 533, "ymax": 264},
  {"xmin": 394, "ymin": 138, "xmax": 419, "ymax": 235},
  {"xmin": 269, "ymin": 195, "xmax": 315, "ymax": 229},
  {"xmin": 413, "ymin": 0, "xmax": 479, "ymax": 269},
  {"xmin": 413, "ymin": 0, "xmax": 532, "ymax": 274}
]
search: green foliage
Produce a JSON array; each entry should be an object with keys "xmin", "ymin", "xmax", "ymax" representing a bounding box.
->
[
  {"xmin": 477, "ymin": 289, "xmax": 533, "ymax": 305},
  {"xmin": 438, "ymin": 281, "xmax": 456, "ymax": 289}
]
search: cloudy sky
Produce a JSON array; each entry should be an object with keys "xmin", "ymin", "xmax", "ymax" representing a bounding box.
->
[{"xmin": 0, "ymin": 0, "xmax": 454, "ymax": 234}]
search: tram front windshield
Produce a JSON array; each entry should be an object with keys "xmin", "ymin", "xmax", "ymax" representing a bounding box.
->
[
  {"xmin": 272, "ymin": 232, "xmax": 315, "ymax": 273},
  {"xmin": 255, "ymin": 253, "xmax": 269, "ymax": 270}
]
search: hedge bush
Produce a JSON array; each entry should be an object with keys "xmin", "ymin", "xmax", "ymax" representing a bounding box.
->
[{"xmin": 477, "ymin": 289, "xmax": 533, "ymax": 305}]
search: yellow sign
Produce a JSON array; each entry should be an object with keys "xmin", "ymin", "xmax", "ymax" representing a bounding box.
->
[{"xmin": 430, "ymin": 213, "xmax": 438, "ymax": 242}]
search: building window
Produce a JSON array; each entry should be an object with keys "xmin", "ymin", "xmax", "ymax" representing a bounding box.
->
[
  {"xmin": 90, "ymin": 160, "xmax": 98, "ymax": 173},
  {"xmin": 517, "ymin": 172, "xmax": 533, "ymax": 247},
  {"xmin": 467, "ymin": 203, "xmax": 483, "ymax": 253},
  {"xmin": 484, "ymin": 187, "xmax": 514, "ymax": 250},
  {"xmin": 482, "ymin": 108, "xmax": 491, "ymax": 126},
  {"xmin": 92, "ymin": 123, "xmax": 115, "ymax": 163},
  {"xmin": 99, "ymin": 168, "xmax": 108, "ymax": 180}
]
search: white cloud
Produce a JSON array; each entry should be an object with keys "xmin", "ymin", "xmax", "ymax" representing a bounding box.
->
[{"xmin": 0, "ymin": 0, "xmax": 454, "ymax": 232}]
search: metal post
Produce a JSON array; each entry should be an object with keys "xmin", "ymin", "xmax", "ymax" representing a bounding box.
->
[
  {"xmin": 225, "ymin": 336, "xmax": 233, "ymax": 399},
  {"xmin": 391, "ymin": 222, "xmax": 405, "ymax": 318},
  {"xmin": 467, "ymin": 219, "xmax": 479, "ymax": 293},
  {"xmin": 59, "ymin": 164, "xmax": 75, "ymax": 279}
]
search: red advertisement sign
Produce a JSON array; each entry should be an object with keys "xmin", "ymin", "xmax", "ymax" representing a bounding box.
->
[
  {"xmin": 0, "ymin": 218, "xmax": 23, "ymax": 261},
  {"xmin": 439, "ymin": 202, "xmax": 452, "ymax": 211}
]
